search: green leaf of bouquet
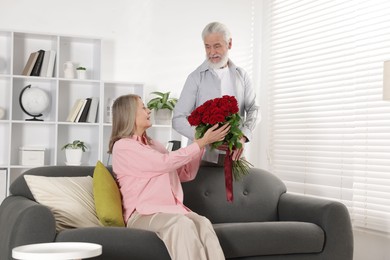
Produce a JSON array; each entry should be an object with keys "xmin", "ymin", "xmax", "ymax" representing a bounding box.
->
[{"xmin": 212, "ymin": 141, "xmax": 224, "ymax": 150}]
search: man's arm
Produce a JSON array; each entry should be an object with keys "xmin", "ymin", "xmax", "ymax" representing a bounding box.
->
[
  {"xmin": 172, "ymin": 75, "xmax": 198, "ymax": 140},
  {"xmin": 241, "ymin": 69, "xmax": 261, "ymax": 142}
]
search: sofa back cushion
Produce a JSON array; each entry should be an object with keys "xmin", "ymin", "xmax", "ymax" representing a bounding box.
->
[
  {"xmin": 10, "ymin": 166, "xmax": 100, "ymax": 201},
  {"xmin": 24, "ymin": 175, "xmax": 102, "ymax": 232},
  {"xmin": 182, "ymin": 165, "xmax": 286, "ymax": 223}
]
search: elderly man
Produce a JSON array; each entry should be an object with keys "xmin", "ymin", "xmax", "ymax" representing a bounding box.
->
[{"xmin": 173, "ymin": 21, "xmax": 260, "ymax": 164}]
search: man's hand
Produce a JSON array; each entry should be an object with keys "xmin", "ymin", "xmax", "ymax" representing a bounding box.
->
[{"xmin": 232, "ymin": 137, "xmax": 246, "ymax": 161}]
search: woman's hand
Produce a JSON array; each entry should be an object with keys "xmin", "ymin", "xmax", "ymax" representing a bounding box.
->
[{"xmin": 195, "ymin": 124, "xmax": 230, "ymax": 149}]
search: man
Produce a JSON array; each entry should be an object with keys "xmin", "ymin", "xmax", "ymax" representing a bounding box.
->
[{"xmin": 173, "ymin": 21, "xmax": 260, "ymax": 164}]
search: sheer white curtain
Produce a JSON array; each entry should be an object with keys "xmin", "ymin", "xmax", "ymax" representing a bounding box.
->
[{"xmin": 265, "ymin": 0, "xmax": 390, "ymax": 233}]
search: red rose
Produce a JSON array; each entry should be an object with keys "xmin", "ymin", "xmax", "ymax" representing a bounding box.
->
[
  {"xmin": 209, "ymin": 114, "xmax": 225, "ymax": 124},
  {"xmin": 188, "ymin": 96, "xmax": 240, "ymax": 126},
  {"xmin": 188, "ymin": 112, "xmax": 201, "ymax": 126}
]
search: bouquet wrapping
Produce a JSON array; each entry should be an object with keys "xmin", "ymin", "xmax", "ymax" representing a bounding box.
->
[{"xmin": 188, "ymin": 95, "xmax": 252, "ymax": 202}]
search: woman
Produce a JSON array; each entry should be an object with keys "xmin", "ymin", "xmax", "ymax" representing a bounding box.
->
[{"xmin": 108, "ymin": 94, "xmax": 228, "ymax": 260}]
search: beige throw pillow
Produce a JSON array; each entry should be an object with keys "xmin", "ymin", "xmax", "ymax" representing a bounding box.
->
[{"xmin": 24, "ymin": 175, "xmax": 102, "ymax": 232}]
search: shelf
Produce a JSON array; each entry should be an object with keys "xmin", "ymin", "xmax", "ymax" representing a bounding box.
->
[{"xmin": 0, "ymin": 29, "xmax": 177, "ymax": 204}]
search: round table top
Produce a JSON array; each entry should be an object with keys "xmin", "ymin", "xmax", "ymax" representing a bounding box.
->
[{"xmin": 12, "ymin": 242, "xmax": 102, "ymax": 260}]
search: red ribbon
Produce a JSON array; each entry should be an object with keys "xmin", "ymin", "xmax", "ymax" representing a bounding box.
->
[{"xmin": 224, "ymin": 150, "xmax": 233, "ymax": 202}]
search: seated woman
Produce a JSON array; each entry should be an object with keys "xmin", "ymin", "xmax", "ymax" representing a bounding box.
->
[{"xmin": 108, "ymin": 94, "xmax": 229, "ymax": 260}]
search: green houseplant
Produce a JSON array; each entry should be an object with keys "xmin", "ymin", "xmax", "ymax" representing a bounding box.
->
[
  {"xmin": 76, "ymin": 66, "xmax": 87, "ymax": 79},
  {"xmin": 61, "ymin": 140, "xmax": 87, "ymax": 165},
  {"xmin": 147, "ymin": 92, "xmax": 178, "ymax": 125},
  {"xmin": 146, "ymin": 91, "xmax": 177, "ymax": 111}
]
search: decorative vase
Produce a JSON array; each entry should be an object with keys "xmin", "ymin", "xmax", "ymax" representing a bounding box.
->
[
  {"xmin": 153, "ymin": 109, "xmax": 172, "ymax": 125},
  {"xmin": 65, "ymin": 148, "xmax": 83, "ymax": 166},
  {"xmin": 63, "ymin": 61, "xmax": 75, "ymax": 79}
]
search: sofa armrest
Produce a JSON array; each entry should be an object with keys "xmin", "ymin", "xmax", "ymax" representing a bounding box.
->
[
  {"xmin": 278, "ymin": 193, "xmax": 353, "ymax": 260},
  {"xmin": 0, "ymin": 196, "xmax": 56, "ymax": 260}
]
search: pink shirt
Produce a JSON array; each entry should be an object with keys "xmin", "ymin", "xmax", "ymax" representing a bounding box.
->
[{"xmin": 112, "ymin": 135, "xmax": 204, "ymax": 223}]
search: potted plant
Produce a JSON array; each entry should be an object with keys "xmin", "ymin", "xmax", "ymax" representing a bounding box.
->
[
  {"xmin": 147, "ymin": 91, "xmax": 178, "ymax": 125},
  {"xmin": 61, "ymin": 140, "xmax": 87, "ymax": 166},
  {"xmin": 76, "ymin": 66, "xmax": 87, "ymax": 79}
]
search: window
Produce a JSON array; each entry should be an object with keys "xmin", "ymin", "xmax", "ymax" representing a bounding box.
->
[{"xmin": 266, "ymin": 0, "xmax": 390, "ymax": 233}]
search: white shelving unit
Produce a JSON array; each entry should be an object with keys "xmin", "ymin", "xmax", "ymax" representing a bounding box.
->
[{"xmin": 0, "ymin": 30, "xmax": 180, "ymax": 201}]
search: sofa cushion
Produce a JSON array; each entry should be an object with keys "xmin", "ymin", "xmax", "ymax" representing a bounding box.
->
[
  {"xmin": 213, "ymin": 221, "xmax": 324, "ymax": 258},
  {"xmin": 24, "ymin": 175, "xmax": 102, "ymax": 232},
  {"xmin": 183, "ymin": 165, "xmax": 287, "ymax": 223},
  {"xmin": 56, "ymin": 227, "xmax": 171, "ymax": 260},
  {"xmin": 10, "ymin": 166, "xmax": 97, "ymax": 200},
  {"xmin": 93, "ymin": 161, "xmax": 125, "ymax": 227}
]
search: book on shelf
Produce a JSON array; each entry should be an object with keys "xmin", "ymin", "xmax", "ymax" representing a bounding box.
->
[
  {"xmin": 167, "ymin": 140, "xmax": 181, "ymax": 151},
  {"xmin": 66, "ymin": 99, "xmax": 84, "ymax": 122},
  {"xmin": 30, "ymin": 50, "xmax": 45, "ymax": 76},
  {"xmin": 86, "ymin": 97, "xmax": 99, "ymax": 123},
  {"xmin": 75, "ymin": 99, "xmax": 88, "ymax": 122},
  {"xmin": 78, "ymin": 98, "xmax": 92, "ymax": 122},
  {"xmin": 21, "ymin": 51, "xmax": 39, "ymax": 76},
  {"xmin": 166, "ymin": 142, "xmax": 174, "ymax": 152},
  {"xmin": 45, "ymin": 50, "xmax": 56, "ymax": 77},
  {"xmin": 39, "ymin": 50, "xmax": 50, "ymax": 77},
  {"xmin": 39, "ymin": 50, "xmax": 56, "ymax": 77}
]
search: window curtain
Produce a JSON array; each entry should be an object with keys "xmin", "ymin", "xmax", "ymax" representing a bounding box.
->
[{"xmin": 266, "ymin": 0, "xmax": 390, "ymax": 233}]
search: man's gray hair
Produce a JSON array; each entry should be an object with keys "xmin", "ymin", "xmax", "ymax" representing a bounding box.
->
[{"xmin": 201, "ymin": 22, "xmax": 231, "ymax": 43}]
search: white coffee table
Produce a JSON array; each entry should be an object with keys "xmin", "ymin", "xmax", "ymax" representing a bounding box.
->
[{"xmin": 12, "ymin": 242, "xmax": 102, "ymax": 260}]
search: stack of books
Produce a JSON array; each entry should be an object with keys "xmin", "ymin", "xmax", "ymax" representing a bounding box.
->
[
  {"xmin": 66, "ymin": 97, "xmax": 99, "ymax": 123},
  {"xmin": 21, "ymin": 50, "xmax": 56, "ymax": 77}
]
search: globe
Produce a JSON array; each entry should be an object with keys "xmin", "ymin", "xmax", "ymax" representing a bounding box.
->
[{"xmin": 19, "ymin": 85, "xmax": 50, "ymax": 121}]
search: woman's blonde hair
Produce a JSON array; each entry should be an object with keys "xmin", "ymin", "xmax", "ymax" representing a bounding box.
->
[{"xmin": 108, "ymin": 94, "xmax": 150, "ymax": 154}]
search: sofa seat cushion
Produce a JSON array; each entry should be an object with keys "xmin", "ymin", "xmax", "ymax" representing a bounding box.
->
[
  {"xmin": 55, "ymin": 227, "xmax": 171, "ymax": 260},
  {"xmin": 213, "ymin": 221, "xmax": 324, "ymax": 258}
]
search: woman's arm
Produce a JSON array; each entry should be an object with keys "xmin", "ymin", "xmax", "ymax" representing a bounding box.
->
[
  {"xmin": 113, "ymin": 125, "xmax": 230, "ymax": 179},
  {"xmin": 113, "ymin": 139, "xmax": 202, "ymax": 178}
]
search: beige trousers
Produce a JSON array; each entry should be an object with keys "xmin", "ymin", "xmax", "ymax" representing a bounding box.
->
[{"xmin": 127, "ymin": 211, "xmax": 225, "ymax": 260}]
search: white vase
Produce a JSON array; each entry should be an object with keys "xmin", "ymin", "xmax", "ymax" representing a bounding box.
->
[
  {"xmin": 63, "ymin": 61, "xmax": 75, "ymax": 79},
  {"xmin": 65, "ymin": 149, "xmax": 83, "ymax": 166},
  {"xmin": 153, "ymin": 109, "xmax": 172, "ymax": 125}
]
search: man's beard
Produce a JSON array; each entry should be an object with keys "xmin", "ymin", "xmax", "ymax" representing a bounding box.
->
[{"xmin": 207, "ymin": 53, "xmax": 229, "ymax": 69}]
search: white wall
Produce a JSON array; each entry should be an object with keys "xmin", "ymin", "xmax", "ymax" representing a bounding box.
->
[{"xmin": 0, "ymin": 0, "xmax": 258, "ymax": 100}]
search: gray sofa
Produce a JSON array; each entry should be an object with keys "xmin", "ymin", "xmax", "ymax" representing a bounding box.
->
[{"xmin": 0, "ymin": 164, "xmax": 353, "ymax": 260}]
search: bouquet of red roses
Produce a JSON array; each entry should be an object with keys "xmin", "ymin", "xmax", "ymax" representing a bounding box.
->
[{"xmin": 188, "ymin": 95, "xmax": 252, "ymax": 201}]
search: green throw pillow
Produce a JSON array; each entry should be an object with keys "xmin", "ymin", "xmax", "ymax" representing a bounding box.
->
[{"xmin": 93, "ymin": 161, "xmax": 125, "ymax": 227}]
